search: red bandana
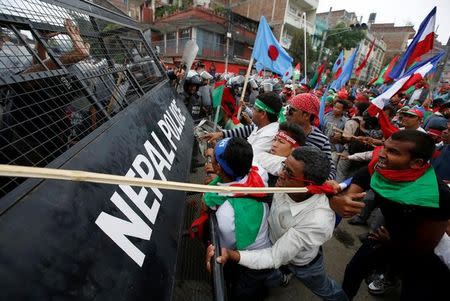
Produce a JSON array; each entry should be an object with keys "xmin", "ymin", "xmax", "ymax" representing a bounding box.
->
[
  {"xmin": 368, "ymin": 146, "xmax": 430, "ymax": 181},
  {"xmin": 276, "ymin": 131, "xmax": 300, "ymax": 148},
  {"xmin": 289, "ymin": 93, "xmax": 320, "ymax": 127}
]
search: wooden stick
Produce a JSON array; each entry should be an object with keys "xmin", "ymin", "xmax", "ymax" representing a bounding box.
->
[
  {"xmin": 332, "ymin": 127, "xmax": 377, "ymax": 147},
  {"xmin": 237, "ymin": 56, "xmax": 254, "ymax": 119},
  {"xmin": 0, "ymin": 164, "xmax": 308, "ymax": 194}
]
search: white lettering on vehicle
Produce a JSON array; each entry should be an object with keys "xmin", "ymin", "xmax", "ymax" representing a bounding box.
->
[{"xmin": 95, "ymin": 99, "xmax": 186, "ymax": 266}]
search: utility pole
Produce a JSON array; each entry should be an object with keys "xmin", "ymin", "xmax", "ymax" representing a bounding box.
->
[
  {"xmin": 225, "ymin": 9, "xmax": 231, "ymax": 74},
  {"xmin": 317, "ymin": 6, "xmax": 332, "ymax": 65},
  {"xmin": 303, "ymin": 12, "xmax": 307, "ymax": 81}
]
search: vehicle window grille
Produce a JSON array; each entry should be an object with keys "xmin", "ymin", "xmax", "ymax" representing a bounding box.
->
[{"xmin": 0, "ymin": 0, "xmax": 165, "ymax": 198}]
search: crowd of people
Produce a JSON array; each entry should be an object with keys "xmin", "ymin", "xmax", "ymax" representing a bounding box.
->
[{"xmin": 173, "ymin": 62, "xmax": 450, "ymax": 301}]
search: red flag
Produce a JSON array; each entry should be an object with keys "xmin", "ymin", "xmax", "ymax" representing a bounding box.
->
[
  {"xmin": 355, "ymin": 39, "xmax": 375, "ymax": 76},
  {"xmin": 382, "ymin": 55, "xmax": 399, "ymax": 82},
  {"xmin": 367, "ymin": 76, "xmax": 378, "ymax": 86}
]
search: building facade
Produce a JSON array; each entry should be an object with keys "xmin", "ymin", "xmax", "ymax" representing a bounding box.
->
[
  {"xmin": 369, "ymin": 23, "xmax": 415, "ymax": 65},
  {"xmin": 221, "ymin": 0, "xmax": 318, "ymax": 49},
  {"xmin": 151, "ymin": 5, "xmax": 258, "ymax": 73},
  {"xmin": 353, "ymin": 32, "xmax": 386, "ymax": 83},
  {"xmin": 316, "ymin": 9, "xmax": 359, "ymax": 28}
]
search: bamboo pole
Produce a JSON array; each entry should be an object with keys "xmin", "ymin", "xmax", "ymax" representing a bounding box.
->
[
  {"xmin": 0, "ymin": 164, "xmax": 308, "ymax": 194},
  {"xmin": 237, "ymin": 56, "xmax": 254, "ymax": 119}
]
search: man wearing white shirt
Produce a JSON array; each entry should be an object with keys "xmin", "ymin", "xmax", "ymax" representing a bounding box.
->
[
  {"xmin": 207, "ymin": 146, "xmax": 348, "ymax": 301},
  {"xmin": 201, "ymin": 92, "xmax": 282, "ymax": 156}
]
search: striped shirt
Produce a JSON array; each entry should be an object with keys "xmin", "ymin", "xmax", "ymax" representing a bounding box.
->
[
  {"xmin": 223, "ymin": 124, "xmax": 255, "ymax": 139},
  {"xmin": 306, "ymin": 126, "xmax": 336, "ymax": 180}
]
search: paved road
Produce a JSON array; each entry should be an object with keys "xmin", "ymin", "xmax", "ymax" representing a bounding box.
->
[{"xmin": 266, "ymin": 220, "xmax": 401, "ymax": 301}]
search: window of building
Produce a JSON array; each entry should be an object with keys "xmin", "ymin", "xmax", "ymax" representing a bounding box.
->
[
  {"xmin": 234, "ymin": 41, "xmax": 245, "ymax": 57},
  {"xmin": 166, "ymin": 31, "xmax": 176, "ymax": 40},
  {"xmin": 289, "ymin": 5, "xmax": 297, "ymax": 14},
  {"xmin": 179, "ymin": 28, "xmax": 191, "ymax": 39}
]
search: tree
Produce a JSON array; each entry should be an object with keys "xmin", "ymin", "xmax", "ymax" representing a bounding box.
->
[
  {"xmin": 324, "ymin": 22, "xmax": 366, "ymax": 51},
  {"xmin": 288, "ymin": 29, "xmax": 317, "ymax": 73}
]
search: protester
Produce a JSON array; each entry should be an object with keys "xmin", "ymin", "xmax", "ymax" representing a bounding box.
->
[
  {"xmin": 431, "ymin": 120, "xmax": 450, "ymax": 182},
  {"xmin": 254, "ymin": 122, "xmax": 306, "ymax": 177},
  {"xmin": 334, "ymin": 102, "xmax": 374, "ymax": 182},
  {"xmin": 330, "ymin": 130, "xmax": 450, "ymax": 300},
  {"xmin": 203, "ymin": 137, "xmax": 272, "ymax": 300},
  {"xmin": 207, "ymin": 146, "xmax": 348, "ymax": 301},
  {"xmin": 321, "ymin": 100, "xmax": 349, "ymax": 164},
  {"xmin": 201, "ymin": 92, "xmax": 282, "ymax": 156},
  {"xmin": 398, "ymin": 108, "xmax": 426, "ymax": 132},
  {"xmin": 424, "ymin": 98, "xmax": 450, "ymax": 130},
  {"xmin": 286, "ymin": 93, "xmax": 337, "ymax": 179}
]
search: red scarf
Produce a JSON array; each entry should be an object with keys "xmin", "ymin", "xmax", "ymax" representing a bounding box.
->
[
  {"xmin": 368, "ymin": 146, "xmax": 430, "ymax": 181},
  {"xmin": 229, "ymin": 166, "xmax": 267, "ymax": 198},
  {"xmin": 306, "ymin": 184, "xmax": 336, "ymax": 194}
]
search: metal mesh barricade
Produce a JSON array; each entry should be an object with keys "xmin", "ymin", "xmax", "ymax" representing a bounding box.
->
[{"xmin": 0, "ymin": 0, "xmax": 165, "ymax": 197}]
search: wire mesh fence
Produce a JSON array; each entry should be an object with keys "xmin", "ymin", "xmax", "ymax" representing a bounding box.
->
[{"xmin": 0, "ymin": 0, "xmax": 165, "ymax": 198}]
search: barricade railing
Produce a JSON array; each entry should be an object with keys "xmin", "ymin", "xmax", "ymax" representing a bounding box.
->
[{"xmin": 209, "ymin": 211, "xmax": 227, "ymax": 301}]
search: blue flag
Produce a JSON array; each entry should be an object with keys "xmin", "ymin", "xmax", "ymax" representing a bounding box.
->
[
  {"xmin": 330, "ymin": 47, "xmax": 359, "ymax": 91},
  {"xmin": 253, "ymin": 16, "xmax": 293, "ymax": 77},
  {"xmin": 332, "ymin": 50, "xmax": 345, "ymax": 74},
  {"xmin": 318, "ymin": 88, "xmax": 329, "ymax": 126}
]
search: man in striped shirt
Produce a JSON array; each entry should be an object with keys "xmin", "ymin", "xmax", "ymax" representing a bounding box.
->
[
  {"xmin": 286, "ymin": 93, "xmax": 336, "ymax": 180},
  {"xmin": 201, "ymin": 92, "xmax": 282, "ymax": 156}
]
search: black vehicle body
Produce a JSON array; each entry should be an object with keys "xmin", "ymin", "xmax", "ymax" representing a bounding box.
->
[{"xmin": 0, "ymin": 1, "xmax": 195, "ymax": 299}]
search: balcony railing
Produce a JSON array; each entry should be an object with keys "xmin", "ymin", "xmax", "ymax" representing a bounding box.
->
[
  {"xmin": 285, "ymin": 11, "xmax": 315, "ymax": 34},
  {"xmin": 152, "ymin": 38, "xmax": 226, "ymax": 59}
]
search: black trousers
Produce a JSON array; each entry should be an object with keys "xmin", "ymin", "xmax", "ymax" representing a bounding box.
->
[{"xmin": 342, "ymin": 239, "xmax": 450, "ymax": 300}]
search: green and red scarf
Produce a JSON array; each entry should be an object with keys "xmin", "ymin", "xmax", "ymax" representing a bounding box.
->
[
  {"xmin": 203, "ymin": 171, "xmax": 266, "ymax": 250},
  {"xmin": 368, "ymin": 146, "xmax": 439, "ymax": 208}
]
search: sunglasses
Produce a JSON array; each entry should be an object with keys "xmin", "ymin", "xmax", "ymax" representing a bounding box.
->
[
  {"xmin": 287, "ymin": 106, "xmax": 299, "ymax": 115},
  {"xmin": 280, "ymin": 161, "xmax": 316, "ymax": 184},
  {"xmin": 280, "ymin": 161, "xmax": 303, "ymax": 181}
]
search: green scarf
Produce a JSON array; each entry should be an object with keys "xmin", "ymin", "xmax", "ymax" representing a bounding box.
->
[
  {"xmin": 278, "ymin": 106, "xmax": 287, "ymax": 123},
  {"xmin": 370, "ymin": 167, "xmax": 440, "ymax": 208},
  {"xmin": 203, "ymin": 176, "xmax": 265, "ymax": 250}
]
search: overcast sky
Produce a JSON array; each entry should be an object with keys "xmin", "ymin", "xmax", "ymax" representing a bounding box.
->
[{"xmin": 317, "ymin": 0, "xmax": 449, "ymax": 44}]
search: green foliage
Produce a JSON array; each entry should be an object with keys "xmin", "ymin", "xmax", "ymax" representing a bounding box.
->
[
  {"xmin": 211, "ymin": 3, "xmax": 227, "ymax": 16},
  {"xmin": 155, "ymin": 5, "xmax": 178, "ymax": 18},
  {"xmin": 324, "ymin": 22, "xmax": 366, "ymax": 51},
  {"xmin": 288, "ymin": 29, "xmax": 317, "ymax": 73}
]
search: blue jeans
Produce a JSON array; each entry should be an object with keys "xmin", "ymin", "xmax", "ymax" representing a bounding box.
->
[{"xmin": 288, "ymin": 252, "xmax": 349, "ymax": 301}]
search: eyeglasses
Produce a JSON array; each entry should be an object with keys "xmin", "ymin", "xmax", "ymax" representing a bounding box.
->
[
  {"xmin": 280, "ymin": 161, "xmax": 316, "ymax": 184},
  {"xmin": 280, "ymin": 161, "xmax": 303, "ymax": 181},
  {"xmin": 287, "ymin": 106, "xmax": 299, "ymax": 115}
]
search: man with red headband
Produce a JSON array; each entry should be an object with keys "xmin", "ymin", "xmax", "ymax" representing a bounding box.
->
[
  {"xmin": 254, "ymin": 122, "xmax": 306, "ymax": 177},
  {"xmin": 286, "ymin": 93, "xmax": 336, "ymax": 179},
  {"xmin": 207, "ymin": 146, "xmax": 348, "ymax": 301},
  {"xmin": 330, "ymin": 130, "xmax": 450, "ymax": 300}
]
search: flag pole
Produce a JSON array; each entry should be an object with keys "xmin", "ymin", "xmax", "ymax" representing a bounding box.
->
[
  {"xmin": 237, "ymin": 56, "xmax": 254, "ymax": 119},
  {"xmin": 303, "ymin": 12, "xmax": 307, "ymax": 82}
]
